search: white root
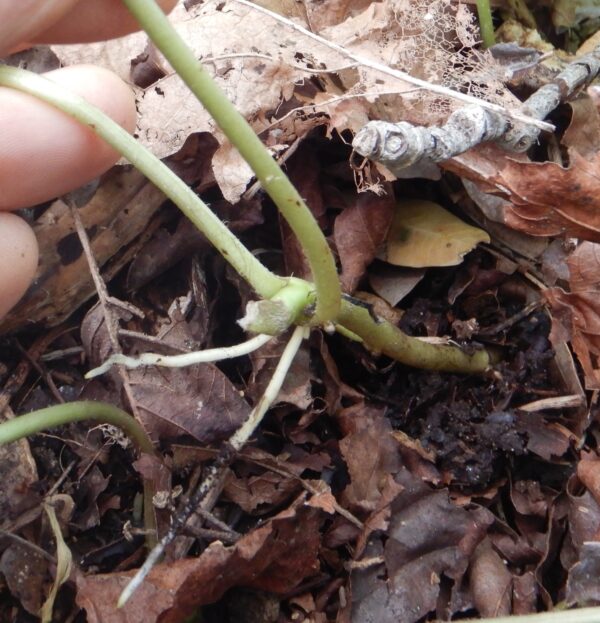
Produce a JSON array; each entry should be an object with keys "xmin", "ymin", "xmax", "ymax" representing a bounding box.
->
[
  {"xmin": 85, "ymin": 333, "xmax": 273, "ymax": 378},
  {"xmin": 118, "ymin": 325, "xmax": 308, "ymax": 608}
]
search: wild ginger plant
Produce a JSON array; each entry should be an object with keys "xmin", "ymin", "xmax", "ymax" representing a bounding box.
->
[{"xmin": 0, "ymin": 0, "xmax": 570, "ymax": 608}]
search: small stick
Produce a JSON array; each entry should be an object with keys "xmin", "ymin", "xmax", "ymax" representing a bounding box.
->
[{"xmin": 353, "ymin": 46, "xmax": 600, "ymax": 171}]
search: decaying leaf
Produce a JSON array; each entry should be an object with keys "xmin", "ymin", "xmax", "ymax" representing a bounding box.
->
[
  {"xmin": 352, "ymin": 486, "xmax": 494, "ymax": 623},
  {"xmin": 40, "ymin": 498, "xmax": 73, "ymax": 623},
  {"xmin": 0, "ymin": 168, "xmax": 167, "ymax": 335},
  {"xmin": 334, "ymin": 190, "xmax": 395, "ymax": 292},
  {"xmin": 446, "ymin": 97, "xmax": 600, "ymax": 244},
  {"xmin": 545, "ymin": 242, "xmax": 600, "ymax": 389},
  {"xmin": 0, "ymin": 543, "xmax": 48, "ymax": 616},
  {"xmin": 52, "ymin": 0, "xmax": 514, "ymax": 202},
  {"xmin": 76, "ymin": 503, "xmax": 322, "ymax": 623},
  {"xmin": 381, "ymin": 200, "xmax": 490, "ymax": 268}
]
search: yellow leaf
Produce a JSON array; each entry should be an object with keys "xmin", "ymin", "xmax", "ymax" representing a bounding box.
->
[{"xmin": 383, "ymin": 200, "xmax": 490, "ymax": 268}]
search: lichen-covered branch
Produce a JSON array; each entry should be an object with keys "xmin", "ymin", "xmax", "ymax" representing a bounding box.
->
[{"xmin": 353, "ymin": 46, "xmax": 600, "ymax": 172}]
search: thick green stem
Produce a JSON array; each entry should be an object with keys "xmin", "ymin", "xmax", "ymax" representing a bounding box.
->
[
  {"xmin": 0, "ymin": 64, "xmax": 495, "ymax": 375},
  {"xmin": 120, "ymin": 0, "xmax": 341, "ymax": 324},
  {"xmin": 338, "ymin": 299, "xmax": 490, "ymax": 373},
  {"xmin": 0, "ymin": 66, "xmax": 284, "ymax": 301},
  {"xmin": 476, "ymin": 0, "xmax": 495, "ymax": 48}
]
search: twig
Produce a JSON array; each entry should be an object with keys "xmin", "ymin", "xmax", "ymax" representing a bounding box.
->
[
  {"xmin": 182, "ymin": 524, "xmax": 240, "ymax": 543},
  {"xmin": 196, "ymin": 507, "xmax": 240, "ymax": 536},
  {"xmin": 232, "ymin": 0, "xmax": 553, "ymax": 133},
  {"xmin": 244, "ymin": 454, "xmax": 363, "ymax": 529},
  {"xmin": 353, "ymin": 46, "xmax": 600, "ymax": 171},
  {"xmin": 68, "ymin": 201, "xmax": 145, "ymax": 431},
  {"xmin": 14, "ymin": 340, "xmax": 64, "ymax": 405},
  {"xmin": 118, "ymin": 325, "xmax": 308, "ymax": 607},
  {"xmin": 202, "ymin": 52, "xmax": 359, "ymax": 74},
  {"xmin": 475, "ymin": 301, "xmax": 542, "ymax": 337}
]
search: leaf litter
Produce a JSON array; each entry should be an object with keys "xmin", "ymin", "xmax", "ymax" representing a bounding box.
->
[{"xmin": 2, "ymin": 1, "xmax": 600, "ymax": 622}]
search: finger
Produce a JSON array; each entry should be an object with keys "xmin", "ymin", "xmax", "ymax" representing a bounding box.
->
[
  {"xmin": 0, "ymin": 0, "xmax": 79, "ymax": 56},
  {"xmin": 0, "ymin": 64, "xmax": 137, "ymax": 210},
  {"xmin": 0, "ymin": 213, "xmax": 38, "ymax": 319},
  {"xmin": 31, "ymin": 0, "xmax": 178, "ymax": 45}
]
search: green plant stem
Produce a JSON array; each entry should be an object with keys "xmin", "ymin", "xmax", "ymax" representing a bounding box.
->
[
  {"xmin": 0, "ymin": 69, "xmax": 494, "ymax": 375},
  {"xmin": 0, "ymin": 401, "xmax": 158, "ymax": 547},
  {"xmin": 0, "ymin": 66, "xmax": 284, "ymax": 301},
  {"xmin": 0, "ymin": 401, "xmax": 154, "ymax": 452},
  {"xmin": 120, "ymin": 0, "xmax": 341, "ymax": 324},
  {"xmin": 337, "ymin": 298, "xmax": 490, "ymax": 373},
  {"xmin": 476, "ymin": 0, "xmax": 495, "ymax": 48}
]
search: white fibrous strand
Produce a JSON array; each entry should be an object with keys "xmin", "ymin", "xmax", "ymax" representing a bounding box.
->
[{"xmin": 353, "ymin": 46, "xmax": 600, "ymax": 173}]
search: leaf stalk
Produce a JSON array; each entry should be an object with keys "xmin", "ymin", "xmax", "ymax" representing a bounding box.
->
[{"xmin": 120, "ymin": 0, "xmax": 341, "ymax": 323}]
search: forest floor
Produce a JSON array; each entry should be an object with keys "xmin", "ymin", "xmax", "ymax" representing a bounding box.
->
[{"xmin": 1, "ymin": 1, "xmax": 600, "ymax": 622}]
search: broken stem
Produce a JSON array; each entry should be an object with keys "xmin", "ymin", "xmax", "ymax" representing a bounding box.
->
[
  {"xmin": 0, "ymin": 66, "xmax": 285, "ymax": 302},
  {"xmin": 118, "ymin": 325, "xmax": 308, "ymax": 607},
  {"xmin": 120, "ymin": 0, "xmax": 341, "ymax": 325},
  {"xmin": 337, "ymin": 298, "xmax": 490, "ymax": 373}
]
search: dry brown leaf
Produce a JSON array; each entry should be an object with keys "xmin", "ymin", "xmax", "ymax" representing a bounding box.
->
[
  {"xmin": 352, "ymin": 490, "xmax": 494, "ymax": 623},
  {"xmin": 128, "ymin": 364, "xmax": 252, "ymax": 444},
  {"xmin": 447, "ymin": 140, "xmax": 600, "ymax": 243},
  {"xmin": 53, "ymin": 0, "xmax": 515, "ymax": 202},
  {"xmin": 0, "ymin": 544, "xmax": 48, "ymax": 616},
  {"xmin": 334, "ymin": 191, "xmax": 395, "ymax": 292},
  {"xmin": 544, "ymin": 242, "xmax": 600, "ymax": 389},
  {"xmin": 469, "ymin": 539, "xmax": 512, "ymax": 617},
  {"xmin": 303, "ymin": 0, "xmax": 373, "ymax": 31},
  {"xmin": 223, "ymin": 470, "xmax": 300, "ymax": 514},
  {"xmin": 76, "ymin": 503, "xmax": 322, "ymax": 622},
  {"xmin": 367, "ymin": 264, "xmax": 425, "ymax": 306},
  {"xmin": 337, "ymin": 403, "xmax": 401, "ymax": 513}
]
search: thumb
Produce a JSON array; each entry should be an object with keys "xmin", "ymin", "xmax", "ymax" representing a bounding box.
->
[
  {"xmin": 0, "ymin": 0, "xmax": 80, "ymax": 56},
  {"xmin": 0, "ymin": 213, "xmax": 38, "ymax": 320}
]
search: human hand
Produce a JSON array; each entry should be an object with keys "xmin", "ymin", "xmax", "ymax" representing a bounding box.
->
[{"xmin": 0, "ymin": 0, "xmax": 177, "ymax": 319}]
